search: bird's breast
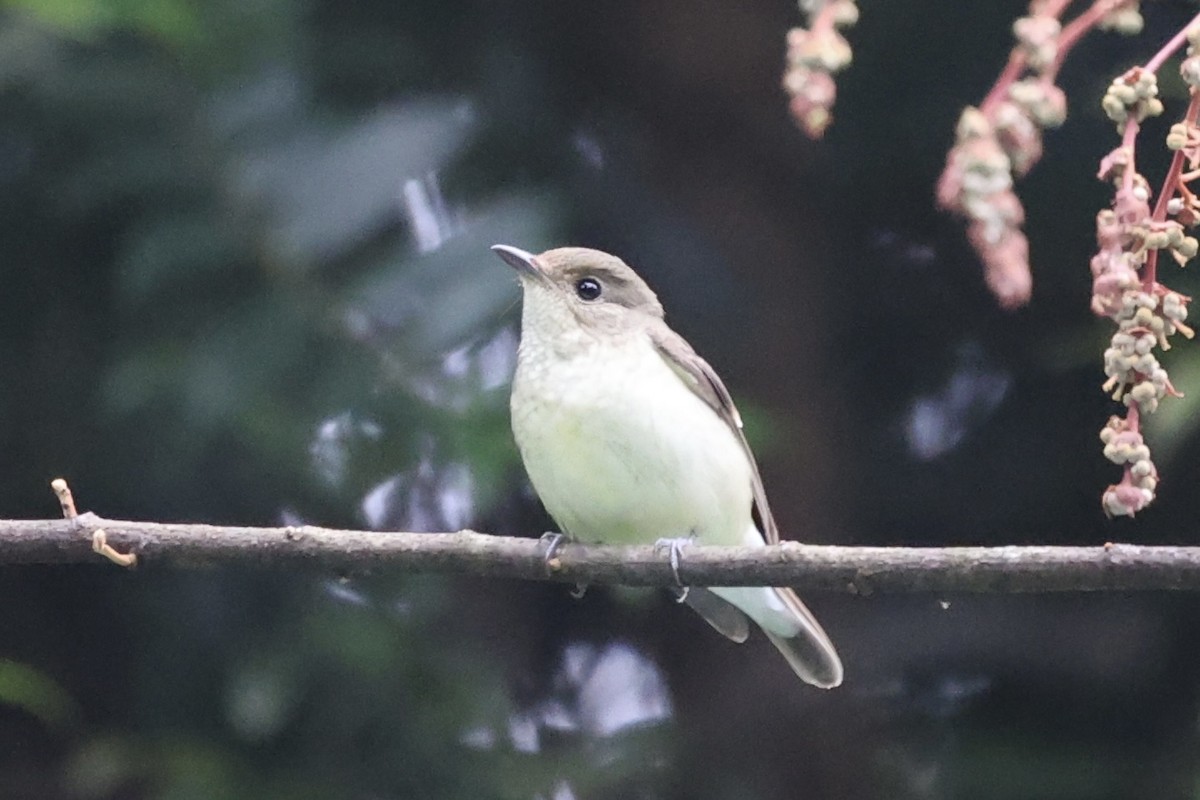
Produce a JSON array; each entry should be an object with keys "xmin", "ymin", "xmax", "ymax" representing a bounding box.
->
[{"xmin": 511, "ymin": 334, "xmax": 753, "ymax": 546}]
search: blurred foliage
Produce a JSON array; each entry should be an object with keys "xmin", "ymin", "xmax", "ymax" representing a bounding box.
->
[
  {"xmin": 0, "ymin": 1, "xmax": 556, "ymax": 523},
  {"xmin": 8, "ymin": 0, "xmax": 202, "ymax": 46},
  {"xmin": 0, "ymin": 1, "xmax": 625, "ymax": 797},
  {"xmin": 0, "ymin": 659, "xmax": 79, "ymax": 729},
  {"xmin": 43, "ymin": 574, "xmax": 676, "ymax": 800}
]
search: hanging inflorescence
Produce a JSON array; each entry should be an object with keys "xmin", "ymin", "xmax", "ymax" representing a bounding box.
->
[
  {"xmin": 1092, "ymin": 26, "xmax": 1200, "ymax": 516},
  {"xmin": 937, "ymin": 0, "xmax": 1143, "ymax": 309},
  {"xmin": 782, "ymin": 0, "xmax": 858, "ymax": 139}
]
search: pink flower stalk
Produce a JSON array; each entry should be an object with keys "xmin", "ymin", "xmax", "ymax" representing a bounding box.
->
[{"xmin": 938, "ymin": 0, "xmax": 1141, "ymax": 309}]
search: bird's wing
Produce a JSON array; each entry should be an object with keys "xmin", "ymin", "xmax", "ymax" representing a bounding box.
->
[{"xmin": 648, "ymin": 322, "xmax": 780, "ymax": 544}]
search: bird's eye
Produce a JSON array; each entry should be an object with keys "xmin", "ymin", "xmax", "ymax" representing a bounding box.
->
[{"xmin": 575, "ymin": 277, "xmax": 602, "ymax": 301}]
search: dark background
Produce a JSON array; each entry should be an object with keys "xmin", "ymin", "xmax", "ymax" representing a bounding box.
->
[{"xmin": 3, "ymin": 1, "xmax": 1200, "ymax": 798}]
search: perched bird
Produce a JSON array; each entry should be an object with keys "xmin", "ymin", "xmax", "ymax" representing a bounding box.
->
[{"xmin": 493, "ymin": 244, "xmax": 843, "ymax": 688}]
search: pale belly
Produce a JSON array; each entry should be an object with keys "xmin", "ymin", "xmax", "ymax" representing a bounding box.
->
[{"xmin": 511, "ymin": 336, "xmax": 755, "ymax": 546}]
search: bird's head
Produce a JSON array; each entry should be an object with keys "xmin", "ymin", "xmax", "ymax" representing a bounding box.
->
[{"xmin": 491, "ymin": 245, "xmax": 665, "ymax": 342}]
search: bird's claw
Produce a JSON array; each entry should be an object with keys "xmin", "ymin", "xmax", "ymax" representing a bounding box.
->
[
  {"xmin": 539, "ymin": 533, "xmax": 586, "ymax": 598},
  {"xmin": 654, "ymin": 537, "xmax": 692, "ymax": 600},
  {"xmin": 538, "ymin": 532, "xmax": 565, "ymax": 564}
]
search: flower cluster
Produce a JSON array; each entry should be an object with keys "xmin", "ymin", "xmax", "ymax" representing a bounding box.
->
[
  {"xmin": 1092, "ymin": 213, "xmax": 1191, "ymax": 517},
  {"xmin": 1092, "ymin": 23, "xmax": 1200, "ymax": 517},
  {"xmin": 1099, "ymin": 290, "xmax": 1189, "ymax": 413},
  {"xmin": 1100, "ymin": 416, "xmax": 1157, "ymax": 516},
  {"xmin": 938, "ymin": 0, "xmax": 1141, "ymax": 309},
  {"xmin": 782, "ymin": 0, "xmax": 858, "ymax": 138},
  {"xmin": 937, "ymin": 109, "xmax": 1031, "ymax": 307},
  {"xmin": 1101, "ymin": 67, "xmax": 1163, "ymax": 128},
  {"xmin": 1098, "ymin": 2, "xmax": 1144, "ymax": 34},
  {"xmin": 1013, "ymin": 13, "xmax": 1061, "ymax": 70}
]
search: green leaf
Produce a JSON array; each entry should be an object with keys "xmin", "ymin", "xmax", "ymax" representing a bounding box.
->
[{"xmin": 0, "ymin": 658, "xmax": 79, "ymax": 729}]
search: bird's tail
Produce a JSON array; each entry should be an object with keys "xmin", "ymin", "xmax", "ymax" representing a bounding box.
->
[{"xmin": 711, "ymin": 585, "xmax": 843, "ymax": 689}]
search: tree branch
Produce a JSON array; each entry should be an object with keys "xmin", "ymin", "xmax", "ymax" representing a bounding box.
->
[{"xmin": 4, "ymin": 515, "xmax": 1200, "ymax": 593}]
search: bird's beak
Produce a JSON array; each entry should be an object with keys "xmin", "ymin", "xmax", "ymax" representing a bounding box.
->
[{"xmin": 491, "ymin": 244, "xmax": 544, "ymax": 280}]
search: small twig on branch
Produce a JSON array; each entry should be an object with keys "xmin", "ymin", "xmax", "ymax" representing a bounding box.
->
[
  {"xmin": 50, "ymin": 478, "xmax": 77, "ymax": 519},
  {"xmin": 51, "ymin": 477, "xmax": 137, "ymax": 568},
  {"xmin": 4, "ymin": 515, "xmax": 1200, "ymax": 593}
]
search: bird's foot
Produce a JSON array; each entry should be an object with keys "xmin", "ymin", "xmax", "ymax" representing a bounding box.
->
[
  {"xmin": 654, "ymin": 537, "xmax": 692, "ymax": 602},
  {"xmin": 538, "ymin": 532, "xmax": 565, "ymax": 564},
  {"xmin": 539, "ymin": 533, "xmax": 586, "ymax": 598}
]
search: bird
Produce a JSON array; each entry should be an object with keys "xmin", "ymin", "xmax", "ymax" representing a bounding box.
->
[{"xmin": 492, "ymin": 244, "xmax": 843, "ymax": 689}]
